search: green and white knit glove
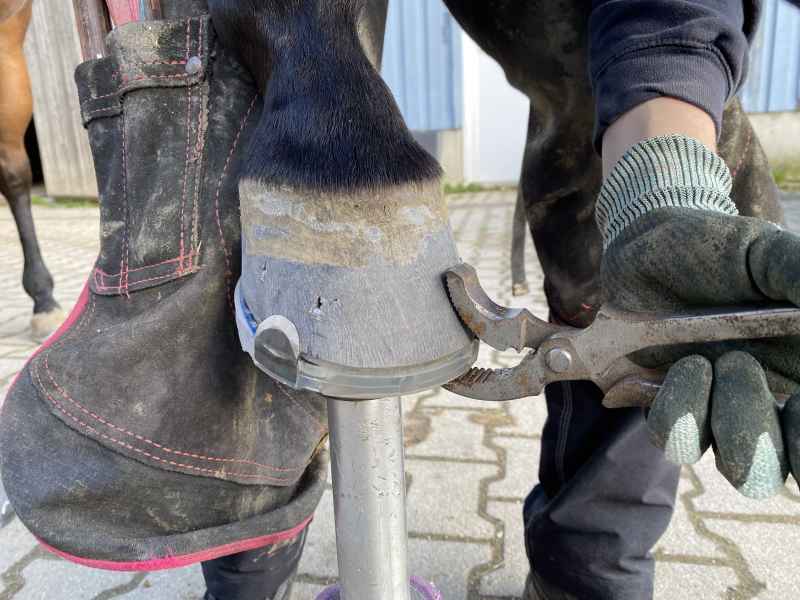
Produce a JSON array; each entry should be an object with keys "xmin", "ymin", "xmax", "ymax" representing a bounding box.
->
[
  {"xmin": 598, "ymin": 135, "xmax": 800, "ymax": 499},
  {"xmin": 596, "ymin": 135, "xmax": 738, "ymax": 248}
]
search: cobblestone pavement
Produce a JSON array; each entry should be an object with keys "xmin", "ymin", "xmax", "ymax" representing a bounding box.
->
[{"xmin": 2, "ymin": 192, "xmax": 800, "ymax": 599}]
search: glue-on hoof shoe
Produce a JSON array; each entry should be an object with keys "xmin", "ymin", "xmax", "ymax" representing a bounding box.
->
[
  {"xmin": 316, "ymin": 576, "xmax": 442, "ymax": 600},
  {"xmin": 235, "ymin": 182, "xmax": 477, "ymax": 400}
]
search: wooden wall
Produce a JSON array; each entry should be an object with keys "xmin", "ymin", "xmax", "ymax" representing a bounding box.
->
[{"xmin": 23, "ymin": 1, "xmax": 97, "ymax": 198}]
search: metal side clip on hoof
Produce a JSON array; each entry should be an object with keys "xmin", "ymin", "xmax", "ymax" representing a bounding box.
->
[{"xmin": 443, "ymin": 262, "xmax": 800, "ymax": 408}]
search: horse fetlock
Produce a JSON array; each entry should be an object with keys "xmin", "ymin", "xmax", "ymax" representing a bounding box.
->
[
  {"xmin": 22, "ymin": 261, "xmax": 57, "ymax": 312},
  {"xmin": 210, "ymin": 0, "xmax": 439, "ymax": 192}
]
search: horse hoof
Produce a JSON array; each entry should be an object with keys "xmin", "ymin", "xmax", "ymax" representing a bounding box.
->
[
  {"xmin": 512, "ymin": 281, "xmax": 530, "ymax": 296},
  {"xmin": 0, "ymin": 478, "xmax": 15, "ymax": 529},
  {"xmin": 30, "ymin": 307, "xmax": 66, "ymax": 342}
]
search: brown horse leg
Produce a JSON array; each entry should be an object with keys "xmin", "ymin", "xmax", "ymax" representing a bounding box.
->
[{"xmin": 0, "ymin": 1, "xmax": 63, "ymax": 340}]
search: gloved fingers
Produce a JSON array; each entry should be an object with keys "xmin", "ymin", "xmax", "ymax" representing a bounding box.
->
[
  {"xmin": 749, "ymin": 228, "xmax": 800, "ymax": 307},
  {"xmin": 711, "ymin": 351, "xmax": 789, "ymax": 499},
  {"xmin": 647, "ymin": 355, "xmax": 713, "ymax": 464},
  {"xmin": 602, "ymin": 210, "xmax": 771, "ymax": 312},
  {"xmin": 780, "ymin": 392, "xmax": 800, "ymax": 489}
]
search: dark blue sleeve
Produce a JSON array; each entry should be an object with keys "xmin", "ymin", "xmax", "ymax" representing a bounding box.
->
[{"xmin": 589, "ymin": 1, "xmax": 762, "ymax": 150}]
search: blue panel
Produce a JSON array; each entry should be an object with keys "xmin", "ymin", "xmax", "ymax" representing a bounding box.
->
[
  {"xmin": 382, "ymin": 0, "xmax": 798, "ymax": 121},
  {"xmin": 741, "ymin": 0, "xmax": 800, "ymax": 113},
  {"xmin": 380, "ymin": 0, "xmax": 462, "ymax": 130},
  {"xmin": 769, "ymin": 0, "xmax": 800, "ymax": 110},
  {"xmin": 382, "ymin": 3, "xmax": 407, "ymax": 114}
]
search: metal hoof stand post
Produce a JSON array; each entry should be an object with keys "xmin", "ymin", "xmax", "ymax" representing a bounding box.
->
[{"xmin": 316, "ymin": 398, "xmax": 441, "ymax": 600}]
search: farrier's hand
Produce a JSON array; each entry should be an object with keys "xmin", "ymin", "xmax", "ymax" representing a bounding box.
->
[{"xmin": 598, "ymin": 135, "xmax": 800, "ymax": 499}]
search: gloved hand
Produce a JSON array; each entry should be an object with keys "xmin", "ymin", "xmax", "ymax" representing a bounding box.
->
[{"xmin": 598, "ymin": 135, "xmax": 800, "ymax": 499}]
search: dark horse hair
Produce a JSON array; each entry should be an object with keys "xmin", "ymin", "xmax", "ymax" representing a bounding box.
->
[{"xmin": 208, "ymin": 0, "xmax": 441, "ymax": 192}]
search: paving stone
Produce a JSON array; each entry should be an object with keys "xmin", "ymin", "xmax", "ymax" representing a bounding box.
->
[
  {"xmin": 653, "ymin": 562, "xmax": 738, "ymax": 600},
  {"xmin": 0, "ymin": 517, "xmax": 39, "ymax": 595},
  {"xmin": 298, "ymin": 490, "xmax": 338, "ymax": 580},
  {"xmin": 656, "ymin": 476, "xmax": 724, "ymax": 559},
  {"xmin": 478, "ymin": 501, "xmax": 527, "ymax": 598},
  {"xmin": 407, "ymin": 538, "xmax": 492, "ymax": 600},
  {"xmin": 404, "ymin": 408, "xmax": 497, "ymax": 462},
  {"xmin": 293, "ymin": 582, "xmax": 329, "ymax": 598},
  {"xmin": 487, "ymin": 436, "xmax": 540, "ymax": 501},
  {"xmin": 123, "ymin": 567, "xmax": 205, "ymax": 599},
  {"xmin": 702, "ymin": 519, "xmax": 800, "ymax": 599},
  {"xmin": 0, "ymin": 316, "xmax": 32, "ymax": 341},
  {"xmin": 16, "ymin": 555, "xmax": 139, "ymax": 599},
  {"xmin": 406, "ymin": 458, "xmax": 498, "ymax": 539},
  {"xmin": 0, "ymin": 358, "xmax": 28, "ymax": 382},
  {"xmin": 493, "ymin": 396, "xmax": 547, "ymax": 438}
]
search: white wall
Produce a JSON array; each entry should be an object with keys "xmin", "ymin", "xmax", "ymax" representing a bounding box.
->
[
  {"xmin": 748, "ymin": 111, "xmax": 800, "ymax": 166},
  {"xmin": 461, "ymin": 33, "xmax": 530, "ymax": 184}
]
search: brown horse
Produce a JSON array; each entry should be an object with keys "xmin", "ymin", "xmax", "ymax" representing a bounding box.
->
[{"xmin": 0, "ymin": 0, "xmax": 63, "ymax": 340}]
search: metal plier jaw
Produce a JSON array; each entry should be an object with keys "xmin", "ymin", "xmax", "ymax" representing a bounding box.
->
[{"xmin": 444, "ymin": 263, "xmax": 800, "ymax": 408}]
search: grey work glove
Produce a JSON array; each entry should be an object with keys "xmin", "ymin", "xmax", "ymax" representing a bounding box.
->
[{"xmin": 598, "ymin": 135, "xmax": 800, "ymax": 499}]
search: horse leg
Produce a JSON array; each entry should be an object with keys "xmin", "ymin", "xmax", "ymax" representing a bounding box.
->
[
  {"xmin": 0, "ymin": 0, "xmax": 63, "ymax": 340},
  {"xmin": 511, "ymin": 187, "xmax": 529, "ymax": 296},
  {"xmin": 208, "ymin": 0, "xmax": 469, "ymax": 378}
]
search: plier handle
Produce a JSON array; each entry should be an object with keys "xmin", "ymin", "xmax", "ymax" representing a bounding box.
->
[{"xmin": 444, "ymin": 263, "xmax": 800, "ymax": 408}]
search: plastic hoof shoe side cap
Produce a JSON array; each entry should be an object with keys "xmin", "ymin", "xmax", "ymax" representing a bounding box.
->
[{"xmin": 235, "ymin": 283, "xmax": 477, "ymax": 399}]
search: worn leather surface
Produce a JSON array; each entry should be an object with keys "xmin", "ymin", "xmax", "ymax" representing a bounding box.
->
[
  {"xmin": 61, "ymin": 17, "xmax": 327, "ymax": 486},
  {"xmin": 0, "ymin": 15, "xmax": 326, "ymax": 563}
]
